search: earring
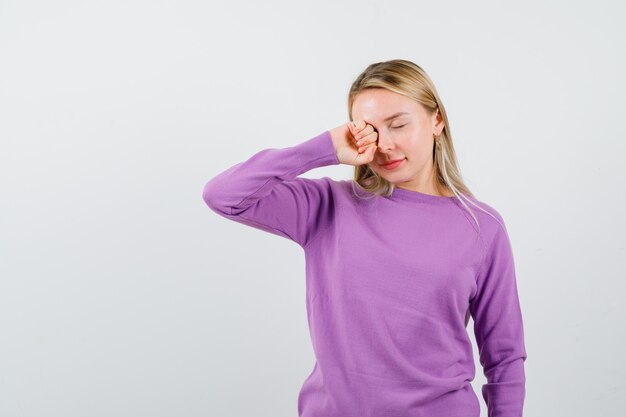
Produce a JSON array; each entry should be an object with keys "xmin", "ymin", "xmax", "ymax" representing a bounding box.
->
[{"xmin": 434, "ymin": 133, "xmax": 441, "ymax": 148}]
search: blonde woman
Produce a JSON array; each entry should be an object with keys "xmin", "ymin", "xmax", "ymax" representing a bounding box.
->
[{"xmin": 203, "ymin": 59, "xmax": 527, "ymax": 417}]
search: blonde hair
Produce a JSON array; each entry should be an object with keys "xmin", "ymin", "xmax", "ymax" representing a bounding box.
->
[{"xmin": 347, "ymin": 59, "xmax": 500, "ymax": 237}]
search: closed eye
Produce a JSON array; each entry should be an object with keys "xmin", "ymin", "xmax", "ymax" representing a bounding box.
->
[{"xmin": 392, "ymin": 124, "xmax": 406, "ymax": 129}]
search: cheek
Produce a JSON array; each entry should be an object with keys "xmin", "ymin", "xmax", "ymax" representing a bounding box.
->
[
  {"xmin": 404, "ymin": 139, "xmax": 434, "ymax": 161},
  {"xmin": 400, "ymin": 134, "xmax": 423, "ymax": 152}
]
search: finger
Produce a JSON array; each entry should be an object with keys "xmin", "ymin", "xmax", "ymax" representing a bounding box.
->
[
  {"xmin": 354, "ymin": 127, "xmax": 375, "ymax": 149},
  {"xmin": 348, "ymin": 121, "xmax": 359, "ymax": 137},
  {"xmin": 354, "ymin": 124, "xmax": 373, "ymax": 140},
  {"xmin": 357, "ymin": 130, "xmax": 378, "ymax": 147},
  {"xmin": 357, "ymin": 141, "xmax": 377, "ymax": 154},
  {"xmin": 357, "ymin": 143, "xmax": 377, "ymax": 160},
  {"xmin": 353, "ymin": 120, "xmax": 366, "ymax": 133}
]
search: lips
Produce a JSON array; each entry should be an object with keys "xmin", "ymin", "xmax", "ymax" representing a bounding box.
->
[
  {"xmin": 380, "ymin": 158, "xmax": 405, "ymax": 170},
  {"xmin": 381, "ymin": 158, "xmax": 404, "ymax": 166}
]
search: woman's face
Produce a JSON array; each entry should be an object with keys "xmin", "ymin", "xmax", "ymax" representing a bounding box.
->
[{"xmin": 351, "ymin": 88, "xmax": 444, "ymax": 189}]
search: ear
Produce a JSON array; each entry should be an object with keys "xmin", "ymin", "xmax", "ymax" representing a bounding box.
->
[{"xmin": 432, "ymin": 108, "xmax": 444, "ymax": 135}]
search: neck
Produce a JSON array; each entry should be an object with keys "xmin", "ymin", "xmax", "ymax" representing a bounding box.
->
[{"xmin": 395, "ymin": 168, "xmax": 451, "ymax": 197}]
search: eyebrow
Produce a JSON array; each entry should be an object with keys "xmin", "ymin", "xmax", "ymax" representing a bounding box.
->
[{"xmin": 383, "ymin": 111, "xmax": 409, "ymax": 122}]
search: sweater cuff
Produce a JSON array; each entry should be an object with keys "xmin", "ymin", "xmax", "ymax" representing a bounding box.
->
[{"xmin": 294, "ymin": 130, "xmax": 340, "ymax": 173}]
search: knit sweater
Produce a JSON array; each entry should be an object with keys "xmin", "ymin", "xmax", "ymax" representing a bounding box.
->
[{"xmin": 202, "ymin": 130, "xmax": 527, "ymax": 417}]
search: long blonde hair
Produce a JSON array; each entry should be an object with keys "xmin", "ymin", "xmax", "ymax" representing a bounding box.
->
[{"xmin": 347, "ymin": 59, "xmax": 500, "ymax": 237}]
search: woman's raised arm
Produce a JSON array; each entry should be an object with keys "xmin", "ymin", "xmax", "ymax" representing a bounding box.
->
[{"xmin": 202, "ymin": 130, "xmax": 340, "ymax": 248}]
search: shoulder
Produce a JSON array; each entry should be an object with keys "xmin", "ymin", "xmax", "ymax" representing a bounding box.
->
[
  {"xmin": 460, "ymin": 194, "xmax": 511, "ymax": 248},
  {"xmin": 464, "ymin": 194, "xmax": 506, "ymax": 226},
  {"xmin": 460, "ymin": 196, "xmax": 519, "ymax": 279}
]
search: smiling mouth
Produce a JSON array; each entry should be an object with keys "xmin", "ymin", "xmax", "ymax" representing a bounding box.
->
[
  {"xmin": 380, "ymin": 158, "xmax": 406, "ymax": 170},
  {"xmin": 381, "ymin": 158, "xmax": 405, "ymax": 166}
]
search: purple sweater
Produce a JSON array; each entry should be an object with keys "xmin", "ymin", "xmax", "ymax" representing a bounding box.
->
[{"xmin": 202, "ymin": 130, "xmax": 527, "ymax": 417}]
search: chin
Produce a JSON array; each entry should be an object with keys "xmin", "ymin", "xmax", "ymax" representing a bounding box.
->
[{"xmin": 376, "ymin": 172, "xmax": 408, "ymax": 183}]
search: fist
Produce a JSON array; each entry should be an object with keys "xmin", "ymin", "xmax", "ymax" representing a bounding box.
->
[{"xmin": 329, "ymin": 120, "xmax": 378, "ymax": 166}]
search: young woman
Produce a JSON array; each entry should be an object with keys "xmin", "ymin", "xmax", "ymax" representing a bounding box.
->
[{"xmin": 202, "ymin": 59, "xmax": 527, "ymax": 417}]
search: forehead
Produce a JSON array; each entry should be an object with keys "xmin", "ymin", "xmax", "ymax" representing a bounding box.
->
[{"xmin": 351, "ymin": 88, "xmax": 422, "ymax": 121}]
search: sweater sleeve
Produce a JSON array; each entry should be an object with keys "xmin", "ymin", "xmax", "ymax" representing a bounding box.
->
[
  {"xmin": 201, "ymin": 130, "xmax": 340, "ymax": 248},
  {"xmin": 470, "ymin": 217, "xmax": 528, "ymax": 417}
]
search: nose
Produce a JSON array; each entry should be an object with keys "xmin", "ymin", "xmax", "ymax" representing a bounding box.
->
[{"xmin": 376, "ymin": 131, "xmax": 396, "ymax": 153}]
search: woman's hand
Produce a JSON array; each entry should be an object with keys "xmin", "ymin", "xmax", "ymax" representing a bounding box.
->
[{"xmin": 329, "ymin": 120, "xmax": 378, "ymax": 166}]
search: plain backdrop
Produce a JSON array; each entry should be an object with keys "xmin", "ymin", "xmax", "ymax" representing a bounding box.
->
[{"xmin": 1, "ymin": 1, "xmax": 625, "ymax": 416}]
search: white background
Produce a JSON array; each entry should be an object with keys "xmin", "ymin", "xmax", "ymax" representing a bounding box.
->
[{"xmin": 1, "ymin": 1, "xmax": 625, "ymax": 416}]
